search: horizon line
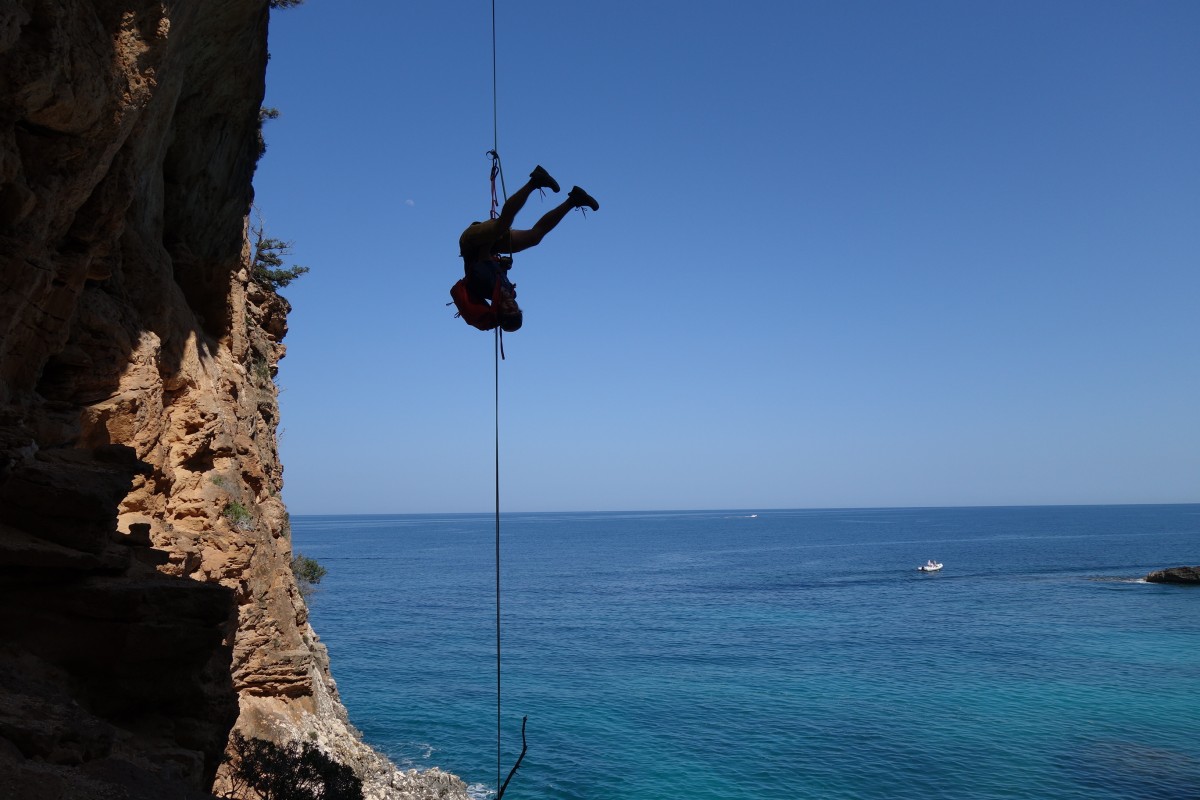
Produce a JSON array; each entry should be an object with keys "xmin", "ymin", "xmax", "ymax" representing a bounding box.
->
[{"xmin": 287, "ymin": 500, "xmax": 1200, "ymax": 518}]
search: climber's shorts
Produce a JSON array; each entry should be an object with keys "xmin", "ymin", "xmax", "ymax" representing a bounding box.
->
[{"xmin": 459, "ymin": 219, "xmax": 507, "ymax": 260}]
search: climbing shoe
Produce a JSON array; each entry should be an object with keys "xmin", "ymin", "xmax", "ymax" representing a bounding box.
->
[
  {"xmin": 568, "ymin": 186, "xmax": 599, "ymax": 211},
  {"xmin": 529, "ymin": 165, "xmax": 560, "ymax": 193}
]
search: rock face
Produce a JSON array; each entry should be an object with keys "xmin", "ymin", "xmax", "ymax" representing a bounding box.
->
[
  {"xmin": 0, "ymin": 3, "xmax": 468, "ymax": 799},
  {"xmin": 1145, "ymin": 566, "xmax": 1200, "ymax": 585}
]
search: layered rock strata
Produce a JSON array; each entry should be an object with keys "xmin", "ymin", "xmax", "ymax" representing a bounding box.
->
[{"xmin": 0, "ymin": 2, "xmax": 467, "ymax": 798}]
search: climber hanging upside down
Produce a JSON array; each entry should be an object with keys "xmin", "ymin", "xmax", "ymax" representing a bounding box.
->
[{"xmin": 451, "ymin": 165, "xmax": 599, "ymax": 332}]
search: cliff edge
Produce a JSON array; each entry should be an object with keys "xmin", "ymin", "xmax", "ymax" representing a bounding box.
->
[{"xmin": 0, "ymin": 3, "xmax": 466, "ymax": 798}]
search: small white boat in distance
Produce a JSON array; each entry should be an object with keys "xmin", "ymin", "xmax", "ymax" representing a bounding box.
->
[{"xmin": 918, "ymin": 560, "xmax": 943, "ymax": 572}]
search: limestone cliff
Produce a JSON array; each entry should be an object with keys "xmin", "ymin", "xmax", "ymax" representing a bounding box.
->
[{"xmin": 0, "ymin": 2, "xmax": 467, "ymax": 798}]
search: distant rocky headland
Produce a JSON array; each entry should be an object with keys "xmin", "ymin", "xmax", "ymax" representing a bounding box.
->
[
  {"xmin": 0, "ymin": 3, "xmax": 465, "ymax": 798},
  {"xmin": 1145, "ymin": 566, "xmax": 1200, "ymax": 585}
]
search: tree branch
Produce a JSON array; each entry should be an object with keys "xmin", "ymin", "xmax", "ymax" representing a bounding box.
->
[{"xmin": 495, "ymin": 716, "xmax": 528, "ymax": 800}]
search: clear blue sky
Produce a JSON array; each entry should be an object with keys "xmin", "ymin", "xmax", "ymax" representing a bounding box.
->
[{"xmin": 254, "ymin": 1, "xmax": 1199, "ymax": 515}]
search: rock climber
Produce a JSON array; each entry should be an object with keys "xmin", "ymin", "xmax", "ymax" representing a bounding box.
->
[{"xmin": 452, "ymin": 165, "xmax": 598, "ymax": 332}]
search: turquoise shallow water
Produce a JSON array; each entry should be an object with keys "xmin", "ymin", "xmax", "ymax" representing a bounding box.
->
[{"xmin": 292, "ymin": 505, "xmax": 1200, "ymax": 800}]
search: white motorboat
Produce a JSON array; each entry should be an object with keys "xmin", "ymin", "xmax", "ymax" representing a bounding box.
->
[{"xmin": 917, "ymin": 560, "xmax": 943, "ymax": 572}]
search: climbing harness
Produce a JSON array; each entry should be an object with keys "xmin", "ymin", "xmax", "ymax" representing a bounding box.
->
[{"xmin": 448, "ymin": 148, "xmax": 516, "ymax": 351}]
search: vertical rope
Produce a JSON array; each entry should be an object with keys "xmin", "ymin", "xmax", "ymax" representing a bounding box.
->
[
  {"xmin": 491, "ymin": 0, "xmax": 499, "ymax": 158},
  {"xmin": 491, "ymin": 3, "xmax": 502, "ymax": 794},
  {"xmin": 494, "ymin": 325, "xmax": 501, "ymax": 795}
]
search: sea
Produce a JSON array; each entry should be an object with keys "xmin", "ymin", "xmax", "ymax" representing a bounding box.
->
[{"xmin": 291, "ymin": 504, "xmax": 1200, "ymax": 800}]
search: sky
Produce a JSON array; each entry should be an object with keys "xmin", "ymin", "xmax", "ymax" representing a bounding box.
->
[{"xmin": 253, "ymin": 1, "xmax": 1199, "ymax": 515}]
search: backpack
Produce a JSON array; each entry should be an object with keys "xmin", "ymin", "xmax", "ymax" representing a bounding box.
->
[{"xmin": 449, "ymin": 277, "xmax": 501, "ymax": 331}]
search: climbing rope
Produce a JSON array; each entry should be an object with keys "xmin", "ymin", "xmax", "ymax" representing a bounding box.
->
[
  {"xmin": 488, "ymin": 0, "xmax": 507, "ymax": 220},
  {"xmin": 491, "ymin": 0, "xmax": 499, "ymax": 168},
  {"xmin": 493, "ymin": 309, "xmax": 502, "ymax": 796},
  {"xmin": 490, "ymin": 0, "xmax": 503, "ymax": 791},
  {"xmin": 488, "ymin": 3, "xmax": 524, "ymax": 799}
]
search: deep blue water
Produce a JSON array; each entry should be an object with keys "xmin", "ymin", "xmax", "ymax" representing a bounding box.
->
[{"xmin": 291, "ymin": 505, "xmax": 1200, "ymax": 800}]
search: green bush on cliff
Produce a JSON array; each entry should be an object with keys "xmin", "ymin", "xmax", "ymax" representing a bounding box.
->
[
  {"xmin": 256, "ymin": 106, "xmax": 280, "ymax": 160},
  {"xmin": 250, "ymin": 353, "xmax": 272, "ymax": 383},
  {"xmin": 250, "ymin": 207, "xmax": 310, "ymax": 290},
  {"xmin": 248, "ymin": 175, "xmax": 309, "ymax": 293},
  {"xmin": 253, "ymin": 234, "xmax": 310, "ymax": 289},
  {"xmin": 222, "ymin": 731, "xmax": 362, "ymax": 800},
  {"xmin": 224, "ymin": 501, "xmax": 254, "ymax": 531},
  {"xmin": 291, "ymin": 552, "xmax": 328, "ymax": 597}
]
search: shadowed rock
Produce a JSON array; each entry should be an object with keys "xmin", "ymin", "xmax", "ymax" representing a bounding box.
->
[{"xmin": 1145, "ymin": 566, "xmax": 1200, "ymax": 584}]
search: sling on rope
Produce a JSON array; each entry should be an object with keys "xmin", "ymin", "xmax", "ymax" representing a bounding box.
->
[{"xmin": 488, "ymin": 149, "xmax": 506, "ymax": 221}]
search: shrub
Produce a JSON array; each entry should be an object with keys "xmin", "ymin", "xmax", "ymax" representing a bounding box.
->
[
  {"xmin": 253, "ymin": 236, "xmax": 310, "ymax": 289},
  {"xmin": 256, "ymin": 107, "xmax": 280, "ymax": 160},
  {"xmin": 291, "ymin": 552, "xmax": 327, "ymax": 597},
  {"xmin": 224, "ymin": 501, "xmax": 254, "ymax": 531},
  {"xmin": 250, "ymin": 206, "xmax": 310, "ymax": 291},
  {"xmin": 251, "ymin": 354, "xmax": 272, "ymax": 382},
  {"xmin": 222, "ymin": 731, "xmax": 362, "ymax": 800}
]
